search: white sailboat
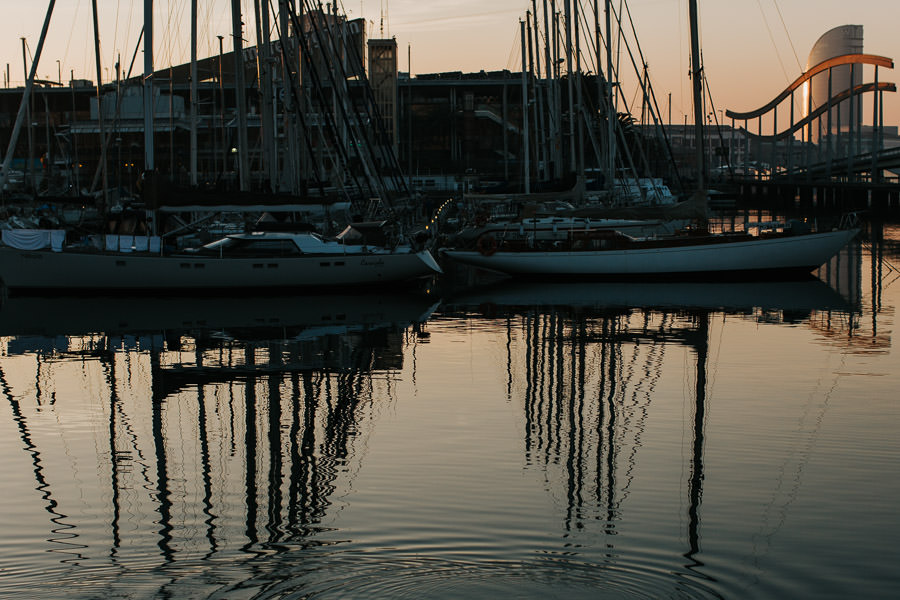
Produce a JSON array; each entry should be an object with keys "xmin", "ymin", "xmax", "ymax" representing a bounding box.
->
[
  {"xmin": 441, "ymin": 226, "xmax": 857, "ymax": 280},
  {"xmin": 441, "ymin": 1, "xmax": 859, "ymax": 281},
  {"xmin": 0, "ymin": 230, "xmax": 441, "ymax": 292}
]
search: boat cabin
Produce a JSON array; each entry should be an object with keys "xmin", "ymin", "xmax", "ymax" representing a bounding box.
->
[{"xmin": 189, "ymin": 231, "xmax": 340, "ymax": 257}]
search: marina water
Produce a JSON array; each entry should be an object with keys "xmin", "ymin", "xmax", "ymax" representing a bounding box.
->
[{"xmin": 1, "ymin": 222, "xmax": 898, "ymax": 599}]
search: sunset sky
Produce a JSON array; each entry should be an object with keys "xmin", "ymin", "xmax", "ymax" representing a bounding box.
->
[{"xmin": 2, "ymin": 1, "xmax": 897, "ymax": 128}]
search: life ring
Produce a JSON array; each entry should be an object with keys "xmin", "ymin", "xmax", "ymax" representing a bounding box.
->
[{"xmin": 477, "ymin": 234, "xmax": 498, "ymax": 256}]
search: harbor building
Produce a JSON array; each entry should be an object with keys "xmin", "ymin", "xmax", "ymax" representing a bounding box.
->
[{"xmin": 0, "ymin": 19, "xmax": 896, "ymax": 208}]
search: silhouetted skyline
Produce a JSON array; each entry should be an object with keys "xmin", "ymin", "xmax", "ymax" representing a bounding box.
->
[{"xmin": 2, "ymin": 1, "xmax": 896, "ymax": 127}]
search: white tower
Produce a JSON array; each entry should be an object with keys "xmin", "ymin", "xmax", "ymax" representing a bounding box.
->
[{"xmin": 805, "ymin": 25, "xmax": 863, "ymax": 144}]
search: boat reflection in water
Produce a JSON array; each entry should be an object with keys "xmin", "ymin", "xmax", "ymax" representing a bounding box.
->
[
  {"xmin": 0, "ymin": 292, "xmax": 437, "ymax": 596},
  {"xmin": 438, "ymin": 277, "xmax": 863, "ymax": 596},
  {"xmin": 0, "ymin": 267, "xmax": 887, "ymax": 598},
  {"xmin": 0, "ymin": 292, "xmax": 439, "ymax": 340},
  {"xmin": 447, "ymin": 277, "xmax": 856, "ymax": 315}
]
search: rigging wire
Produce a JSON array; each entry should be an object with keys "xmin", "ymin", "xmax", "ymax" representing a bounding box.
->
[
  {"xmin": 772, "ymin": 0, "xmax": 803, "ymax": 73},
  {"xmin": 755, "ymin": 0, "xmax": 790, "ymax": 85},
  {"xmin": 506, "ymin": 21, "xmax": 522, "ymax": 71},
  {"xmin": 57, "ymin": 0, "xmax": 86, "ymax": 83}
]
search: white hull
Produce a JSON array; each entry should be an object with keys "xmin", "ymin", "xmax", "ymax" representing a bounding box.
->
[
  {"xmin": 443, "ymin": 229, "xmax": 858, "ymax": 279},
  {"xmin": 0, "ymin": 247, "xmax": 441, "ymax": 291}
]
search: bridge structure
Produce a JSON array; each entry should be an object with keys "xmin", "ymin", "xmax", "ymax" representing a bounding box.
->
[{"xmin": 721, "ymin": 53, "xmax": 900, "ymax": 212}]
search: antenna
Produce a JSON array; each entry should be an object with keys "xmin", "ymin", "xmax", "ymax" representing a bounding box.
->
[{"xmin": 378, "ymin": 0, "xmax": 389, "ymax": 37}]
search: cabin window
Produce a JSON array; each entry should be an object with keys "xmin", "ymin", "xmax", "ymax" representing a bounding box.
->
[{"xmin": 229, "ymin": 239, "xmax": 302, "ymax": 256}]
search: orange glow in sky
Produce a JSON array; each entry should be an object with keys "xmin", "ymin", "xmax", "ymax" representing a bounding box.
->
[{"xmin": 2, "ymin": 1, "xmax": 897, "ymax": 128}]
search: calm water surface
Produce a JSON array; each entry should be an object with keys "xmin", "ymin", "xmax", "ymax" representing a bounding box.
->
[{"xmin": 1, "ymin": 223, "xmax": 898, "ymax": 599}]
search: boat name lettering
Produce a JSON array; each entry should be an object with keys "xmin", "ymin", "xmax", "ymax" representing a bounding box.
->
[{"xmin": 360, "ymin": 258, "xmax": 385, "ymax": 267}]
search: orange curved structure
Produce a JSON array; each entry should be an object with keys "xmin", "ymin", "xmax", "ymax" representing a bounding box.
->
[
  {"xmin": 725, "ymin": 53, "xmax": 894, "ymax": 121},
  {"xmin": 737, "ymin": 82, "xmax": 897, "ymax": 142}
]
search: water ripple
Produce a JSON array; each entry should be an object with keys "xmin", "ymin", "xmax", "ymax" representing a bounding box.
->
[{"xmin": 203, "ymin": 550, "xmax": 723, "ymax": 600}]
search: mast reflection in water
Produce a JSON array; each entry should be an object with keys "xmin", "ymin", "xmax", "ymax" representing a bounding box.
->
[
  {"xmin": 0, "ymin": 293, "xmax": 437, "ymax": 597},
  {"xmin": 1, "ymin": 225, "xmax": 899, "ymax": 599}
]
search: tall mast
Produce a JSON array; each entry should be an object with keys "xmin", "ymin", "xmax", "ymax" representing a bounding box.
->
[
  {"xmin": 574, "ymin": 0, "xmax": 583, "ymax": 200},
  {"xmin": 231, "ymin": 0, "xmax": 251, "ymax": 191},
  {"xmin": 23, "ymin": 39, "xmax": 34, "ymax": 192},
  {"xmin": 278, "ymin": 0, "xmax": 300, "ymax": 195},
  {"xmin": 91, "ymin": 0, "xmax": 109, "ymax": 206},
  {"xmin": 564, "ymin": 0, "xmax": 575, "ymax": 174},
  {"xmin": 143, "ymin": 0, "xmax": 154, "ymax": 172},
  {"xmin": 605, "ymin": 0, "xmax": 615, "ymax": 193},
  {"xmin": 254, "ymin": 0, "xmax": 277, "ymax": 191},
  {"xmin": 551, "ymin": 2, "xmax": 562, "ymax": 179},
  {"xmin": 688, "ymin": 0, "xmax": 706, "ymax": 192},
  {"xmin": 542, "ymin": 1, "xmax": 555, "ymax": 180},
  {"xmin": 0, "ymin": 2, "xmax": 56, "ymax": 197},
  {"xmin": 190, "ymin": 0, "xmax": 198, "ymax": 186},
  {"xmin": 531, "ymin": 0, "xmax": 548, "ymax": 183},
  {"xmin": 521, "ymin": 19, "xmax": 530, "ymax": 194},
  {"xmin": 261, "ymin": 0, "xmax": 278, "ymax": 190}
]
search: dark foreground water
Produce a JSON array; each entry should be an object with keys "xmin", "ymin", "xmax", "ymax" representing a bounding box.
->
[{"xmin": 1, "ymin": 223, "xmax": 898, "ymax": 599}]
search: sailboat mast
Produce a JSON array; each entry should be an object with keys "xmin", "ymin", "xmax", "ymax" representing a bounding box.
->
[
  {"xmin": 688, "ymin": 0, "xmax": 706, "ymax": 192},
  {"xmin": 605, "ymin": 0, "xmax": 615, "ymax": 193},
  {"xmin": 143, "ymin": 0, "xmax": 154, "ymax": 172},
  {"xmin": 231, "ymin": 0, "xmax": 251, "ymax": 192},
  {"xmin": 521, "ymin": 19, "xmax": 530, "ymax": 194},
  {"xmin": 0, "ymin": 0, "xmax": 56, "ymax": 197},
  {"xmin": 190, "ymin": 0, "xmax": 198, "ymax": 186},
  {"xmin": 254, "ymin": 0, "xmax": 277, "ymax": 192},
  {"xmin": 574, "ymin": 0, "xmax": 584, "ymax": 198},
  {"xmin": 91, "ymin": 0, "xmax": 109, "ymax": 206},
  {"xmin": 563, "ymin": 0, "xmax": 573, "ymax": 175}
]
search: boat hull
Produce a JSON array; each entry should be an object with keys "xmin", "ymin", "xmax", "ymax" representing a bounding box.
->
[
  {"xmin": 0, "ymin": 247, "xmax": 441, "ymax": 292},
  {"xmin": 443, "ymin": 229, "xmax": 858, "ymax": 280}
]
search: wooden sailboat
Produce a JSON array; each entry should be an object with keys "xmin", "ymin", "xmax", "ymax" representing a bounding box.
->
[
  {"xmin": 440, "ymin": 224, "xmax": 858, "ymax": 281},
  {"xmin": 441, "ymin": 1, "xmax": 859, "ymax": 281}
]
